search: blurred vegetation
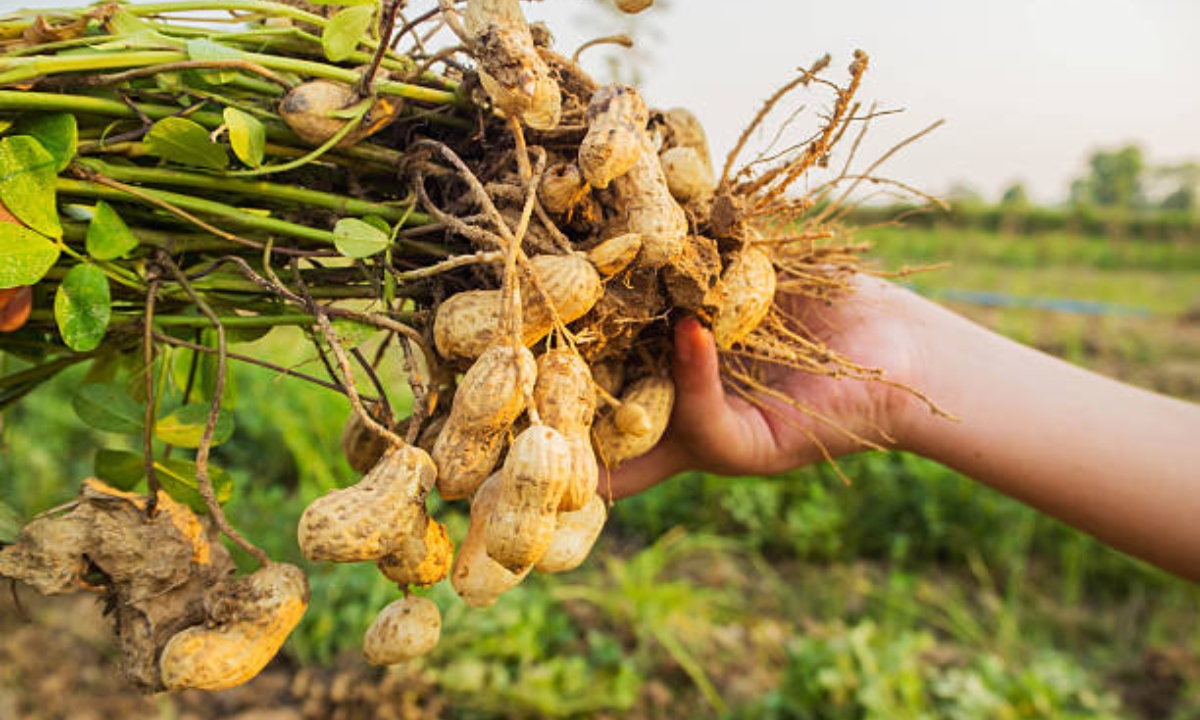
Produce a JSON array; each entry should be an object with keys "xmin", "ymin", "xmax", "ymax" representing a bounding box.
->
[{"xmin": 3, "ymin": 212, "xmax": 1200, "ymax": 718}]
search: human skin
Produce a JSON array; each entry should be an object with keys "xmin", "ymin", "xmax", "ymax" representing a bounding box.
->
[{"xmin": 607, "ymin": 276, "xmax": 1200, "ymax": 582}]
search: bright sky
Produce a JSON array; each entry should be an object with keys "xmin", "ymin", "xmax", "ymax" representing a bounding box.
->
[{"xmin": 9, "ymin": 0, "xmax": 1200, "ymax": 203}]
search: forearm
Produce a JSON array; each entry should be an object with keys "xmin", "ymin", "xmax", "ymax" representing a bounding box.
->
[{"xmin": 900, "ymin": 296, "xmax": 1200, "ymax": 581}]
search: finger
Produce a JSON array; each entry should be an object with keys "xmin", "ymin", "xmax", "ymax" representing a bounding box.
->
[{"xmin": 602, "ymin": 436, "xmax": 689, "ymax": 499}]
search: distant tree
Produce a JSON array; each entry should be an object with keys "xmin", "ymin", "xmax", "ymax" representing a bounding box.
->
[
  {"xmin": 1155, "ymin": 162, "xmax": 1200, "ymax": 213},
  {"xmin": 1070, "ymin": 145, "xmax": 1145, "ymax": 208},
  {"xmin": 999, "ymin": 182, "xmax": 1029, "ymax": 207}
]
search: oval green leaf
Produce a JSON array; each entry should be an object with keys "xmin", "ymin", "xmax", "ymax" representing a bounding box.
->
[
  {"xmin": 14, "ymin": 113, "xmax": 77, "ymax": 173},
  {"xmin": 333, "ymin": 217, "xmax": 389, "ymax": 258},
  {"xmin": 156, "ymin": 457, "xmax": 234, "ymax": 513},
  {"xmin": 0, "ymin": 222, "xmax": 58, "ymax": 288},
  {"xmin": 223, "ymin": 107, "xmax": 266, "ymax": 168},
  {"xmin": 0, "ymin": 135, "xmax": 62, "ymax": 238},
  {"xmin": 72, "ymin": 382, "xmax": 144, "ymax": 435},
  {"xmin": 145, "ymin": 117, "xmax": 229, "ymax": 170},
  {"xmin": 155, "ymin": 403, "xmax": 234, "ymax": 448},
  {"xmin": 94, "ymin": 448, "xmax": 146, "ymax": 491},
  {"xmin": 54, "ymin": 264, "xmax": 111, "ymax": 352},
  {"xmin": 85, "ymin": 200, "xmax": 138, "ymax": 260},
  {"xmin": 323, "ymin": 5, "xmax": 375, "ymax": 62}
]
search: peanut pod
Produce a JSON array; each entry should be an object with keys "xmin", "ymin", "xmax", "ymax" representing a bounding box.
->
[
  {"xmin": 451, "ymin": 472, "xmax": 533, "ymax": 607},
  {"xmin": 594, "ymin": 374, "xmax": 675, "ymax": 467},
  {"xmin": 535, "ymin": 493, "xmax": 608, "ymax": 574},
  {"xmin": 432, "ymin": 344, "xmax": 537, "ymax": 500},
  {"xmin": 298, "ymin": 444, "xmax": 435, "ymax": 563},
  {"xmin": 713, "ymin": 246, "xmax": 777, "ymax": 349},
  {"xmin": 362, "ymin": 595, "xmax": 442, "ymax": 666},
  {"xmin": 377, "ymin": 517, "xmax": 454, "ymax": 588},
  {"xmin": 534, "ymin": 349, "xmax": 599, "ymax": 511},
  {"xmin": 579, "ymin": 84, "xmax": 649, "ymax": 189},
  {"xmin": 159, "ymin": 563, "xmax": 309, "ymax": 691},
  {"xmin": 484, "ymin": 425, "xmax": 574, "ymax": 571}
]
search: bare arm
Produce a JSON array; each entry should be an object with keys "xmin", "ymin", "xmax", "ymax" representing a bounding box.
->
[{"xmin": 608, "ymin": 277, "xmax": 1200, "ymax": 582}]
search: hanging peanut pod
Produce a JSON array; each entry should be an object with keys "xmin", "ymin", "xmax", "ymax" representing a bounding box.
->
[
  {"xmin": 463, "ymin": 0, "xmax": 562, "ymax": 129},
  {"xmin": 433, "ymin": 254, "xmax": 604, "ymax": 362},
  {"xmin": 594, "ymin": 374, "xmax": 675, "ymax": 467},
  {"xmin": 377, "ymin": 517, "xmax": 454, "ymax": 588},
  {"xmin": 609, "ymin": 136, "xmax": 689, "ymax": 268},
  {"xmin": 535, "ymin": 493, "xmax": 608, "ymax": 574},
  {"xmin": 340, "ymin": 402, "xmax": 392, "ymax": 475},
  {"xmin": 539, "ymin": 162, "xmax": 588, "ymax": 215},
  {"xmin": 159, "ymin": 563, "xmax": 309, "ymax": 691},
  {"xmin": 654, "ymin": 107, "xmax": 714, "ymax": 175},
  {"xmin": 298, "ymin": 444, "xmax": 435, "ymax": 563},
  {"xmin": 578, "ymin": 84, "xmax": 649, "ymax": 189},
  {"xmin": 432, "ymin": 344, "xmax": 537, "ymax": 500},
  {"xmin": 362, "ymin": 595, "xmax": 442, "ymax": 666},
  {"xmin": 451, "ymin": 472, "xmax": 533, "ymax": 607},
  {"xmin": 713, "ymin": 246, "xmax": 777, "ymax": 349},
  {"xmin": 585, "ymin": 233, "xmax": 643, "ymax": 277},
  {"xmin": 616, "ymin": 0, "xmax": 654, "ymax": 14},
  {"xmin": 484, "ymin": 425, "xmax": 574, "ymax": 571},
  {"xmin": 533, "ymin": 349, "xmax": 599, "ymax": 511}
]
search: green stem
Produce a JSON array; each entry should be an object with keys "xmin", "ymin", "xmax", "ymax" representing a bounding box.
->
[
  {"xmin": 74, "ymin": 159, "xmax": 429, "ymax": 226},
  {"xmin": 150, "ymin": 313, "xmax": 317, "ymax": 329},
  {"xmin": 57, "ymin": 177, "xmax": 338, "ymax": 246}
]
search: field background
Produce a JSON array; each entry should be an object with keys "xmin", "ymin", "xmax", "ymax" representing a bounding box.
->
[{"xmin": 2, "ymin": 214, "xmax": 1200, "ymax": 719}]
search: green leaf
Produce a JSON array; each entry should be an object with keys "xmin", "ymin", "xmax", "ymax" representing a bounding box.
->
[
  {"xmin": 0, "ymin": 135, "xmax": 62, "ymax": 238},
  {"xmin": 223, "ymin": 107, "xmax": 265, "ymax": 168},
  {"xmin": 331, "ymin": 318, "xmax": 377, "ymax": 348},
  {"xmin": 72, "ymin": 382, "xmax": 144, "ymax": 435},
  {"xmin": 156, "ymin": 457, "xmax": 234, "ymax": 513},
  {"xmin": 322, "ymin": 5, "xmax": 375, "ymax": 62},
  {"xmin": 0, "ymin": 222, "xmax": 58, "ymax": 288},
  {"xmin": 186, "ymin": 38, "xmax": 244, "ymax": 84},
  {"xmin": 94, "ymin": 449, "xmax": 146, "ymax": 491},
  {"xmin": 95, "ymin": 449, "xmax": 234, "ymax": 513},
  {"xmin": 0, "ymin": 500, "xmax": 22, "ymax": 544},
  {"xmin": 361, "ymin": 214, "xmax": 391, "ymax": 234},
  {"xmin": 106, "ymin": 7, "xmax": 152, "ymax": 35},
  {"xmin": 13, "ymin": 113, "xmax": 77, "ymax": 173},
  {"xmin": 145, "ymin": 117, "xmax": 229, "ymax": 170},
  {"xmin": 85, "ymin": 200, "xmax": 138, "ymax": 260},
  {"xmin": 54, "ymin": 264, "xmax": 111, "ymax": 352},
  {"xmin": 155, "ymin": 403, "xmax": 234, "ymax": 448},
  {"xmin": 333, "ymin": 217, "xmax": 389, "ymax": 258}
]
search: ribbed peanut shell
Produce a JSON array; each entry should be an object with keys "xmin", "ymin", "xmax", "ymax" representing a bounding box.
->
[
  {"xmin": 362, "ymin": 595, "xmax": 441, "ymax": 666},
  {"xmin": 298, "ymin": 444, "xmax": 434, "ymax": 563},
  {"xmin": 713, "ymin": 246, "xmax": 777, "ymax": 349},
  {"xmin": 586, "ymin": 233, "xmax": 642, "ymax": 277},
  {"xmin": 579, "ymin": 85, "xmax": 649, "ymax": 189},
  {"xmin": 433, "ymin": 255, "xmax": 603, "ymax": 362},
  {"xmin": 451, "ymin": 473, "xmax": 533, "ymax": 607},
  {"xmin": 540, "ymin": 162, "xmax": 587, "ymax": 215},
  {"xmin": 377, "ymin": 518, "xmax": 453, "ymax": 588},
  {"xmin": 160, "ymin": 563, "xmax": 309, "ymax": 691},
  {"xmin": 610, "ymin": 140, "xmax": 688, "ymax": 268},
  {"xmin": 659, "ymin": 107, "xmax": 713, "ymax": 174},
  {"xmin": 467, "ymin": 0, "xmax": 561, "ymax": 130},
  {"xmin": 616, "ymin": 0, "xmax": 654, "ymax": 13},
  {"xmin": 484, "ymin": 426, "xmax": 574, "ymax": 571},
  {"xmin": 594, "ymin": 375, "xmax": 675, "ymax": 467},
  {"xmin": 660, "ymin": 146, "xmax": 714, "ymax": 205},
  {"xmin": 533, "ymin": 350, "xmax": 598, "ymax": 511},
  {"xmin": 535, "ymin": 493, "xmax": 608, "ymax": 574},
  {"xmin": 433, "ymin": 344, "xmax": 536, "ymax": 500}
]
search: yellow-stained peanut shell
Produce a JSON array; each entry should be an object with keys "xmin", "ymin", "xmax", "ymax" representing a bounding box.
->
[
  {"xmin": 535, "ymin": 493, "xmax": 608, "ymax": 574},
  {"xmin": 362, "ymin": 595, "xmax": 441, "ymax": 666},
  {"xmin": 579, "ymin": 85, "xmax": 649, "ymax": 189},
  {"xmin": 160, "ymin": 563, "xmax": 308, "ymax": 691},
  {"xmin": 451, "ymin": 473, "xmax": 532, "ymax": 607},
  {"xmin": 433, "ymin": 254, "xmax": 603, "ymax": 362},
  {"xmin": 614, "ymin": 402, "xmax": 653, "ymax": 437},
  {"xmin": 713, "ymin": 246, "xmax": 777, "ymax": 349},
  {"xmin": 658, "ymin": 107, "xmax": 713, "ymax": 174},
  {"xmin": 594, "ymin": 375, "xmax": 675, "ymax": 467},
  {"xmin": 586, "ymin": 233, "xmax": 642, "ymax": 277},
  {"xmin": 558, "ymin": 435, "xmax": 599, "ymax": 512},
  {"xmin": 540, "ymin": 162, "xmax": 588, "ymax": 215},
  {"xmin": 660, "ymin": 146, "xmax": 715, "ymax": 205},
  {"xmin": 432, "ymin": 344, "xmax": 537, "ymax": 500},
  {"xmin": 484, "ymin": 425, "xmax": 573, "ymax": 571},
  {"xmin": 377, "ymin": 518, "xmax": 453, "ymax": 588},
  {"xmin": 298, "ymin": 444, "xmax": 434, "ymax": 563},
  {"xmin": 279, "ymin": 80, "xmax": 400, "ymax": 147},
  {"xmin": 616, "ymin": 0, "xmax": 654, "ymax": 13}
]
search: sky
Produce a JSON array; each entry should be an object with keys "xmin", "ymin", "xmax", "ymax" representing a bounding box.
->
[{"xmin": 7, "ymin": 0, "xmax": 1200, "ymax": 204}]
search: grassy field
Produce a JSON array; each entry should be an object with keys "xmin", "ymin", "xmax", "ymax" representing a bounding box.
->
[{"xmin": 1, "ymin": 222, "xmax": 1199, "ymax": 719}]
